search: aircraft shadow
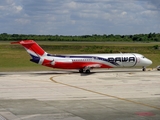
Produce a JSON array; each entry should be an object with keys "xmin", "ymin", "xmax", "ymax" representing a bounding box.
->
[
  {"xmin": 80, "ymin": 72, "xmax": 95, "ymax": 76},
  {"xmin": 30, "ymin": 69, "xmax": 142, "ymax": 76},
  {"xmin": 0, "ymin": 74, "xmax": 7, "ymax": 76},
  {"xmin": 30, "ymin": 70, "xmax": 79, "ymax": 76},
  {"xmin": 0, "ymin": 72, "xmax": 9, "ymax": 76}
]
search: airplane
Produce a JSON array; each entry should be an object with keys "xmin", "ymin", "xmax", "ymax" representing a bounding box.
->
[{"xmin": 11, "ymin": 40, "xmax": 152, "ymax": 73}]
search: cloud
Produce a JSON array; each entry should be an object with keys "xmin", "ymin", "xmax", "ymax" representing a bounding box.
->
[
  {"xmin": 0, "ymin": 0, "xmax": 160, "ymax": 35},
  {"xmin": 147, "ymin": 0, "xmax": 160, "ymax": 10},
  {"xmin": 0, "ymin": 0, "xmax": 22, "ymax": 15}
]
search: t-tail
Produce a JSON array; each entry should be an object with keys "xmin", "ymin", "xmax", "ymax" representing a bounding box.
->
[{"xmin": 11, "ymin": 40, "xmax": 48, "ymax": 64}]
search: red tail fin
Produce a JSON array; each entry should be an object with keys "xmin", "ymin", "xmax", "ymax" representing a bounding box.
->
[{"xmin": 11, "ymin": 40, "xmax": 46, "ymax": 56}]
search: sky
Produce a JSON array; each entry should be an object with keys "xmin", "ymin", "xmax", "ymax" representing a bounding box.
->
[{"xmin": 0, "ymin": 0, "xmax": 160, "ymax": 35}]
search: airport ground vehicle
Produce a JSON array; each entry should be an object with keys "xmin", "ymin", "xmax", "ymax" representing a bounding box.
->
[{"xmin": 157, "ymin": 65, "xmax": 160, "ymax": 71}]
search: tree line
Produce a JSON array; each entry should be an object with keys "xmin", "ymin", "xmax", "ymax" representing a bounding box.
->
[{"xmin": 0, "ymin": 33, "xmax": 160, "ymax": 42}]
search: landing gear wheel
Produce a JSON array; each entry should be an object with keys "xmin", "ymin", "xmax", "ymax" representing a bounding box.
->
[
  {"xmin": 79, "ymin": 69, "xmax": 84, "ymax": 73},
  {"xmin": 142, "ymin": 66, "xmax": 146, "ymax": 71},
  {"xmin": 85, "ymin": 69, "xmax": 90, "ymax": 73}
]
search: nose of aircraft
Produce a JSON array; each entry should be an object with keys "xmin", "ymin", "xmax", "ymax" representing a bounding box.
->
[{"xmin": 145, "ymin": 58, "xmax": 152, "ymax": 66}]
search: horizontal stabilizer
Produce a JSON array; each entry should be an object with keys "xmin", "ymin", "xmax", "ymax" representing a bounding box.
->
[
  {"xmin": 11, "ymin": 40, "xmax": 35, "ymax": 45},
  {"xmin": 11, "ymin": 41, "xmax": 21, "ymax": 44}
]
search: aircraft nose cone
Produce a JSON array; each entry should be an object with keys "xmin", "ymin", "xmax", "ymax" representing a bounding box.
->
[
  {"xmin": 146, "ymin": 59, "xmax": 152, "ymax": 66},
  {"xmin": 149, "ymin": 59, "xmax": 152, "ymax": 65}
]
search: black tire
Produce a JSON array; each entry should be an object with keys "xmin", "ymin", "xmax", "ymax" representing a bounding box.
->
[
  {"xmin": 79, "ymin": 69, "xmax": 84, "ymax": 73},
  {"xmin": 85, "ymin": 69, "xmax": 90, "ymax": 73},
  {"xmin": 142, "ymin": 67, "xmax": 146, "ymax": 71}
]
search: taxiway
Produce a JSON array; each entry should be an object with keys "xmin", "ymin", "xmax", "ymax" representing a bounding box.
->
[{"xmin": 0, "ymin": 69, "xmax": 160, "ymax": 120}]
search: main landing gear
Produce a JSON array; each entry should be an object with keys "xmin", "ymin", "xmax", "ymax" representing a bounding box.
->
[
  {"xmin": 79, "ymin": 68, "xmax": 90, "ymax": 73},
  {"xmin": 79, "ymin": 69, "xmax": 84, "ymax": 73}
]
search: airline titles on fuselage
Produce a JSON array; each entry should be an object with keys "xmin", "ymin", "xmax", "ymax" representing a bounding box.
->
[{"xmin": 71, "ymin": 57, "xmax": 136, "ymax": 62}]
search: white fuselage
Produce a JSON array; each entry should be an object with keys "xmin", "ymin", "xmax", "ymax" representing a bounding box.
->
[{"xmin": 39, "ymin": 53, "xmax": 152, "ymax": 69}]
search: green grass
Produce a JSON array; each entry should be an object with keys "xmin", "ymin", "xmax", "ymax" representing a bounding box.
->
[{"xmin": 0, "ymin": 41, "xmax": 160, "ymax": 71}]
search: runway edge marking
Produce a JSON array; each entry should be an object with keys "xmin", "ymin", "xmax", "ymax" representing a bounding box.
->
[{"xmin": 50, "ymin": 76, "xmax": 160, "ymax": 111}]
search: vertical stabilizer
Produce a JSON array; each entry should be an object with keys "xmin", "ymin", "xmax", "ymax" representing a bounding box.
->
[
  {"xmin": 11, "ymin": 40, "xmax": 48, "ymax": 64},
  {"xmin": 11, "ymin": 40, "xmax": 47, "ymax": 57}
]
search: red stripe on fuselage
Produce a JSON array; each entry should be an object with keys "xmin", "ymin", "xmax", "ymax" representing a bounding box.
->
[{"xmin": 42, "ymin": 60, "xmax": 113, "ymax": 69}]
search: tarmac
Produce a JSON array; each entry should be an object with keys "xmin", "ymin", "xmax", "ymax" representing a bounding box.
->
[{"xmin": 0, "ymin": 68, "xmax": 160, "ymax": 120}]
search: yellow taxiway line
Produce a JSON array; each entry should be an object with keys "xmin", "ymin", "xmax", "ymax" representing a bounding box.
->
[{"xmin": 50, "ymin": 76, "xmax": 160, "ymax": 111}]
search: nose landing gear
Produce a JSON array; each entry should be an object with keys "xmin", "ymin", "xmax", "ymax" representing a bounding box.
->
[{"xmin": 142, "ymin": 66, "xmax": 146, "ymax": 71}]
